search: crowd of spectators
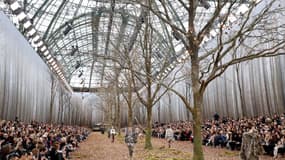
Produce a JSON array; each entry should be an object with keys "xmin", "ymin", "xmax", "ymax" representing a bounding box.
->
[
  {"xmin": 0, "ymin": 117, "xmax": 89, "ymax": 160},
  {"xmin": 152, "ymin": 113, "xmax": 285, "ymax": 158}
]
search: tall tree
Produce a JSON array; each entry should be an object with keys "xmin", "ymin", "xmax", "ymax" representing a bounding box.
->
[
  {"xmin": 127, "ymin": 16, "xmax": 180, "ymax": 149},
  {"xmin": 133, "ymin": 0, "xmax": 285, "ymax": 159}
]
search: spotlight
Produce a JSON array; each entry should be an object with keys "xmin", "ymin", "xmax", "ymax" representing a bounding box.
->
[
  {"xmin": 78, "ymin": 70, "xmax": 83, "ymax": 78},
  {"xmin": 172, "ymin": 30, "xmax": 182, "ymax": 41},
  {"xmin": 75, "ymin": 61, "xmax": 80, "ymax": 69},
  {"xmin": 80, "ymin": 79, "xmax": 85, "ymax": 84},
  {"xmin": 199, "ymin": 0, "xmax": 210, "ymax": 9},
  {"xmin": 63, "ymin": 22, "xmax": 72, "ymax": 35},
  {"xmin": 141, "ymin": 17, "xmax": 144, "ymax": 23},
  {"xmin": 156, "ymin": 52, "xmax": 162, "ymax": 59},
  {"xmin": 70, "ymin": 45, "xmax": 78, "ymax": 56}
]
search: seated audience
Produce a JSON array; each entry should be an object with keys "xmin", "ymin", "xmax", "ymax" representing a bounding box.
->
[
  {"xmin": 151, "ymin": 113, "xmax": 285, "ymax": 158},
  {"xmin": 0, "ymin": 118, "xmax": 89, "ymax": 160}
]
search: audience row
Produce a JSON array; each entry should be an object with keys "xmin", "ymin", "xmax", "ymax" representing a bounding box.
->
[
  {"xmin": 0, "ymin": 118, "xmax": 89, "ymax": 160},
  {"xmin": 152, "ymin": 113, "xmax": 285, "ymax": 158}
]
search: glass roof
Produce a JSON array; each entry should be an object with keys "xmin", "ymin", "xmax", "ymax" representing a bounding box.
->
[{"xmin": 0, "ymin": 0, "xmax": 252, "ymax": 90}]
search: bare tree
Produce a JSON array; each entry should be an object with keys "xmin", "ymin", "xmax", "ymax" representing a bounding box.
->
[
  {"xmin": 132, "ymin": 0, "xmax": 285, "ymax": 159},
  {"xmin": 121, "ymin": 69, "xmax": 136, "ymax": 127},
  {"xmin": 126, "ymin": 16, "xmax": 183, "ymax": 149}
]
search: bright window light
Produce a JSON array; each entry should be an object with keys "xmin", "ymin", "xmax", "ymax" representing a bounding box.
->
[
  {"xmin": 23, "ymin": 21, "xmax": 32, "ymax": 29},
  {"xmin": 16, "ymin": 12, "xmax": 26, "ymax": 21},
  {"xmin": 46, "ymin": 55, "xmax": 52, "ymax": 60},
  {"xmin": 52, "ymin": 64, "xmax": 58, "ymax": 68},
  {"xmin": 36, "ymin": 41, "xmax": 43, "ymax": 47},
  {"xmin": 43, "ymin": 51, "xmax": 49, "ymax": 56},
  {"xmin": 28, "ymin": 28, "xmax": 36, "ymax": 36},
  {"xmin": 48, "ymin": 58, "xmax": 54, "ymax": 63},
  {"xmin": 33, "ymin": 35, "xmax": 40, "ymax": 42},
  {"xmin": 40, "ymin": 46, "xmax": 47, "ymax": 52},
  {"xmin": 10, "ymin": 1, "xmax": 21, "ymax": 11}
]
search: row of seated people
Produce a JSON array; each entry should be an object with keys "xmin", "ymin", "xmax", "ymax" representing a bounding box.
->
[
  {"xmin": 152, "ymin": 113, "xmax": 285, "ymax": 158},
  {"xmin": 0, "ymin": 117, "xmax": 89, "ymax": 160}
]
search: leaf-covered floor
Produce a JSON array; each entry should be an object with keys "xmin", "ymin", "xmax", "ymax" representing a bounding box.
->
[{"xmin": 71, "ymin": 132, "xmax": 274, "ymax": 160}]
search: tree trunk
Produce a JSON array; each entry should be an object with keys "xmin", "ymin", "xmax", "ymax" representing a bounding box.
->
[
  {"xmin": 127, "ymin": 103, "xmax": 133, "ymax": 127},
  {"xmin": 116, "ymin": 97, "xmax": 121, "ymax": 135},
  {"xmin": 190, "ymin": 46, "xmax": 204, "ymax": 160},
  {"xmin": 192, "ymin": 93, "xmax": 204, "ymax": 160},
  {"xmin": 145, "ymin": 106, "xmax": 153, "ymax": 149}
]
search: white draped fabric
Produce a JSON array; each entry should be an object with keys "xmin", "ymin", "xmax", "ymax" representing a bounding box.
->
[{"xmin": 0, "ymin": 11, "xmax": 91, "ymax": 125}]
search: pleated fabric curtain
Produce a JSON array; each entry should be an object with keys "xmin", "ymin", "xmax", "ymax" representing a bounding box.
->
[{"xmin": 0, "ymin": 11, "xmax": 91, "ymax": 126}]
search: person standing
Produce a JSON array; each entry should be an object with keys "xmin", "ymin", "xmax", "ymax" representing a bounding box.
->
[
  {"xmin": 110, "ymin": 126, "xmax": 116, "ymax": 143},
  {"xmin": 165, "ymin": 125, "xmax": 174, "ymax": 148},
  {"xmin": 240, "ymin": 126, "xmax": 264, "ymax": 160},
  {"xmin": 125, "ymin": 127, "xmax": 137, "ymax": 160}
]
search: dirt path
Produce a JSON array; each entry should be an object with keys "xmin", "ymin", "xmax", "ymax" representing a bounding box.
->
[{"xmin": 71, "ymin": 132, "xmax": 274, "ymax": 160}]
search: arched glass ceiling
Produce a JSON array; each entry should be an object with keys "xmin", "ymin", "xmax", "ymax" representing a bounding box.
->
[{"xmin": 0, "ymin": 0, "xmax": 251, "ymax": 90}]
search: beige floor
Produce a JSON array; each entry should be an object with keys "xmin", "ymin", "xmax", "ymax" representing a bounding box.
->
[{"xmin": 70, "ymin": 132, "xmax": 275, "ymax": 160}]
